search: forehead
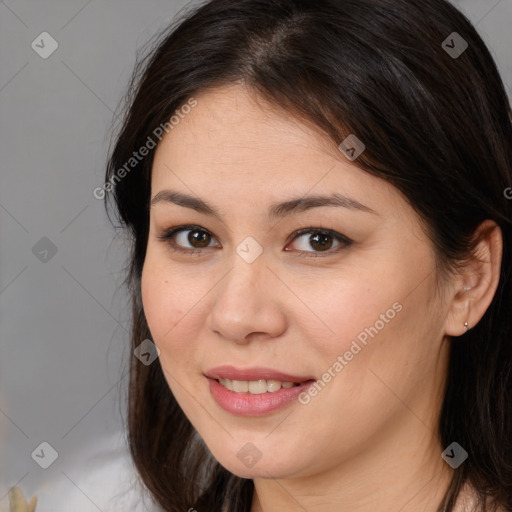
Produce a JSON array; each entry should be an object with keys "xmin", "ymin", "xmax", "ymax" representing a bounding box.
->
[
  {"xmin": 158, "ymin": 84, "xmax": 337, "ymax": 164},
  {"xmin": 150, "ymin": 84, "xmax": 405, "ymax": 220}
]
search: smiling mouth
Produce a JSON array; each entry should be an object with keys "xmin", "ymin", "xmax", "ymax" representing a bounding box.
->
[
  {"xmin": 217, "ymin": 378, "xmax": 305, "ymax": 394},
  {"xmin": 207, "ymin": 372, "xmax": 316, "ymax": 416}
]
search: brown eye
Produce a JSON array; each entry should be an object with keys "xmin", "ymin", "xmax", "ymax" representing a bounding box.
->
[
  {"xmin": 287, "ymin": 228, "xmax": 351, "ymax": 256},
  {"xmin": 187, "ymin": 229, "xmax": 211, "ymax": 248},
  {"xmin": 308, "ymin": 233, "xmax": 334, "ymax": 251},
  {"xmin": 158, "ymin": 225, "xmax": 351, "ymax": 257},
  {"xmin": 157, "ymin": 225, "xmax": 220, "ymax": 253}
]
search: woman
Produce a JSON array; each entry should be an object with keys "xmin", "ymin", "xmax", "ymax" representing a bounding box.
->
[{"xmin": 103, "ymin": 0, "xmax": 512, "ymax": 510}]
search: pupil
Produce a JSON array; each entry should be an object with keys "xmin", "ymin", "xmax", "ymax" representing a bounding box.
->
[
  {"xmin": 190, "ymin": 230, "xmax": 210, "ymax": 247},
  {"xmin": 310, "ymin": 233, "xmax": 332, "ymax": 251}
]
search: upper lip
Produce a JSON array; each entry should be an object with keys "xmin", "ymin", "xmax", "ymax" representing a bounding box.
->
[{"xmin": 205, "ymin": 365, "xmax": 315, "ymax": 383}]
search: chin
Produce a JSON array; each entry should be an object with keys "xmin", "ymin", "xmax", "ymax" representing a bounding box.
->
[
  {"xmin": 205, "ymin": 442, "xmax": 309, "ymax": 480},
  {"xmin": 220, "ymin": 459, "xmax": 295, "ymax": 480}
]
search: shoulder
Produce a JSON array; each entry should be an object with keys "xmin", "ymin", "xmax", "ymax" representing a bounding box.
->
[{"xmin": 453, "ymin": 482, "xmax": 509, "ymax": 512}]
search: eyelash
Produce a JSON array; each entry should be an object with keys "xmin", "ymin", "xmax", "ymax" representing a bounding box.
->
[{"xmin": 157, "ymin": 224, "xmax": 353, "ymax": 258}]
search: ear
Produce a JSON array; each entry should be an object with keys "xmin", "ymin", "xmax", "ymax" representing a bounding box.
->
[{"xmin": 444, "ymin": 220, "xmax": 503, "ymax": 337}]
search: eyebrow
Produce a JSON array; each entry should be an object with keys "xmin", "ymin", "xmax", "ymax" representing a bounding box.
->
[{"xmin": 150, "ymin": 189, "xmax": 377, "ymax": 220}]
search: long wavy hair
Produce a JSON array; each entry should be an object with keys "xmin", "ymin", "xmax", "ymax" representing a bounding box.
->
[{"xmin": 103, "ymin": 0, "xmax": 512, "ymax": 510}]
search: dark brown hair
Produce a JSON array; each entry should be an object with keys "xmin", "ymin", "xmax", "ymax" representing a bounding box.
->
[{"xmin": 104, "ymin": 0, "xmax": 512, "ymax": 510}]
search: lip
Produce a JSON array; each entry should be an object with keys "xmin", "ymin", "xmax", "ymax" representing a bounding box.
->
[
  {"xmin": 205, "ymin": 366, "xmax": 316, "ymax": 416},
  {"xmin": 205, "ymin": 365, "xmax": 315, "ymax": 383}
]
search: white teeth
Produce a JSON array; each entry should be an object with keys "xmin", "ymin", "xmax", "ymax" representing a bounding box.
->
[
  {"xmin": 248, "ymin": 380, "xmax": 267, "ymax": 394},
  {"xmin": 222, "ymin": 378, "xmax": 233, "ymax": 391},
  {"xmin": 232, "ymin": 380, "xmax": 249, "ymax": 392},
  {"xmin": 218, "ymin": 378, "xmax": 299, "ymax": 394},
  {"xmin": 266, "ymin": 379, "xmax": 282, "ymax": 392}
]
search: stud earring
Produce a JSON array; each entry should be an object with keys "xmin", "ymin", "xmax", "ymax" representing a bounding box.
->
[{"xmin": 464, "ymin": 321, "xmax": 468, "ymax": 332}]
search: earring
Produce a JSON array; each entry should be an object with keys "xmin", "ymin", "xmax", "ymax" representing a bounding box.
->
[{"xmin": 464, "ymin": 321, "xmax": 468, "ymax": 332}]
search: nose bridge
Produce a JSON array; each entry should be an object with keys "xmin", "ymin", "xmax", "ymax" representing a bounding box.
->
[
  {"xmin": 217, "ymin": 248, "xmax": 269, "ymax": 313},
  {"xmin": 206, "ymin": 246, "xmax": 286, "ymax": 342},
  {"xmin": 220, "ymin": 232, "xmax": 269, "ymax": 299}
]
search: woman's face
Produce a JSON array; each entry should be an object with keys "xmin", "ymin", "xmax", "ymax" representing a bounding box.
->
[{"xmin": 141, "ymin": 84, "xmax": 453, "ymax": 480}]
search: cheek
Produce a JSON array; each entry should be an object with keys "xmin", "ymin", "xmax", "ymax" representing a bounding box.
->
[
  {"xmin": 140, "ymin": 258, "xmax": 208, "ymax": 419},
  {"xmin": 301, "ymin": 256, "xmax": 436, "ymax": 394},
  {"xmin": 293, "ymin": 268, "xmax": 397, "ymax": 354},
  {"xmin": 311, "ymin": 268, "xmax": 440, "ymax": 412},
  {"xmin": 140, "ymin": 253, "xmax": 194, "ymax": 350}
]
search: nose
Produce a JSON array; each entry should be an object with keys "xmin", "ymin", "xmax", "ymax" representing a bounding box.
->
[{"xmin": 205, "ymin": 254, "xmax": 288, "ymax": 344}]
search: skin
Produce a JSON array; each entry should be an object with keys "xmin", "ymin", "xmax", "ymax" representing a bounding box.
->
[{"xmin": 141, "ymin": 83, "xmax": 502, "ymax": 512}]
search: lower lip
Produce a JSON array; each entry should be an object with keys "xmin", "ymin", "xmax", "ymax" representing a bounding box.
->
[{"xmin": 207, "ymin": 377, "xmax": 314, "ymax": 416}]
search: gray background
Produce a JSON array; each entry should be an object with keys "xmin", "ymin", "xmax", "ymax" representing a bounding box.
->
[{"xmin": 0, "ymin": 0, "xmax": 511, "ymax": 511}]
